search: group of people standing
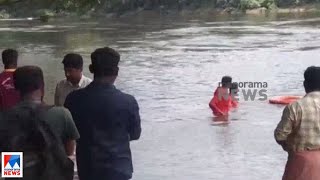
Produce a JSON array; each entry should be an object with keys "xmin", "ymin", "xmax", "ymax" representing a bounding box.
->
[{"xmin": 0, "ymin": 47, "xmax": 141, "ymax": 180}]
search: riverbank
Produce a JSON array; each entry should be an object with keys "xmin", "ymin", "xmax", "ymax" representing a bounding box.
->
[
  {"xmin": 168, "ymin": 4, "xmax": 320, "ymax": 17},
  {"xmin": 1, "ymin": 1, "xmax": 320, "ymax": 21},
  {"xmin": 0, "ymin": 11, "xmax": 318, "ymax": 180},
  {"xmin": 96, "ymin": 4, "xmax": 320, "ymax": 19}
]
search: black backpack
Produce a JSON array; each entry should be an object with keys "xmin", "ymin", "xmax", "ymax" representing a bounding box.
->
[{"xmin": 0, "ymin": 104, "xmax": 74, "ymax": 180}]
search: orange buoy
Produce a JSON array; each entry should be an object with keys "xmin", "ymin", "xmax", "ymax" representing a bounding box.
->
[{"xmin": 269, "ymin": 96, "xmax": 302, "ymax": 105}]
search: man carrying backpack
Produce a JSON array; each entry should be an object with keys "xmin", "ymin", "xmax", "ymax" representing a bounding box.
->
[{"xmin": 0, "ymin": 66, "xmax": 79, "ymax": 180}]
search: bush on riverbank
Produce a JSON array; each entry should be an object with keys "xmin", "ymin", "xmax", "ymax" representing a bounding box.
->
[{"xmin": 1, "ymin": 0, "xmax": 320, "ymax": 18}]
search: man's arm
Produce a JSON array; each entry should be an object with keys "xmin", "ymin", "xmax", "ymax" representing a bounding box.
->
[
  {"xmin": 65, "ymin": 140, "xmax": 76, "ymax": 156},
  {"xmin": 64, "ymin": 93, "xmax": 72, "ymax": 109},
  {"xmin": 54, "ymin": 84, "xmax": 60, "ymax": 106},
  {"xmin": 209, "ymin": 101, "xmax": 226, "ymax": 116},
  {"xmin": 128, "ymin": 97, "xmax": 141, "ymax": 141},
  {"xmin": 62, "ymin": 107, "xmax": 80, "ymax": 156},
  {"xmin": 0, "ymin": 86, "xmax": 5, "ymax": 111},
  {"xmin": 274, "ymin": 105, "xmax": 295, "ymax": 151}
]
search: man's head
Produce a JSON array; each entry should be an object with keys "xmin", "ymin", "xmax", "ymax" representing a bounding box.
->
[
  {"xmin": 2, "ymin": 49, "xmax": 18, "ymax": 69},
  {"xmin": 62, "ymin": 53, "xmax": 83, "ymax": 85},
  {"xmin": 221, "ymin": 76, "xmax": 232, "ymax": 88},
  {"xmin": 304, "ymin": 66, "xmax": 320, "ymax": 93},
  {"xmin": 13, "ymin": 66, "xmax": 44, "ymax": 98},
  {"xmin": 230, "ymin": 82, "xmax": 239, "ymax": 94},
  {"xmin": 89, "ymin": 47, "xmax": 120, "ymax": 82}
]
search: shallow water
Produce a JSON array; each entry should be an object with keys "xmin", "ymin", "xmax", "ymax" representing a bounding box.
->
[{"xmin": 1, "ymin": 13, "xmax": 320, "ymax": 180}]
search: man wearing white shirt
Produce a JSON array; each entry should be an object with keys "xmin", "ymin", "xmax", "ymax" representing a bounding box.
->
[{"xmin": 55, "ymin": 53, "xmax": 92, "ymax": 106}]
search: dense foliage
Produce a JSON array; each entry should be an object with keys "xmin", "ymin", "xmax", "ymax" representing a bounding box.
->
[{"xmin": 0, "ymin": 0, "xmax": 319, "ymax": 17}]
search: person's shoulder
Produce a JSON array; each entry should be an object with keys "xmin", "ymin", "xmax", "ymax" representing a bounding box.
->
[
  {"xmin": 0, "ymin": 71, "xmax": 6, "ymax": 77},
  {"xmin": 286, "ymin": 97, "xmax": 304, "ymax": 113},
  {"xmin": 116, "ymin": 88, "xmax": 132, "ymax": 97},
  {"xmin": 66, "ymin": 89, "xmax": 79, "ymax": 100},
  {"xmin": 45, "ymin": 106, "xmax": 74, "ymax": 129},
  {"xmin": 56, "ymin": 79, "xmax": 68, "ymax": 87},
  {"xmin": 82, "ymin": 75, "xmax": 92, "ymax": 81},
  {"xmin": 117, "ymin": 89, "xmax": 137, "ymax": 103},
  {"xmin": 293, "ymin": 94, "xmax": 313, "ymax": 106},
  {"xmin": 0, "ymin": 71, "xmax": 11, "ymax": 82},
  {"xmin": 66, "ymin": 86, "xmax": 86, "ymax": 101},
  {"xmin": 48, "ymin": 106, "xmax": 69, "ymax": 113},
  {"xmin": 293, "ymin": 93, "xmax": 320, "ymax": 110},
  {"xmin": 82, "ymin": 75, "xmax": 92, "ymax": 86},
  {"xmin": 214, "ymin": 87, "xmax": 227, "ymax": 93},
  {"xmin": 5, "ymin": 102, "xmax": 24, "ymax": 113},
  {"xmin": 47, "ymin": 106, "xmax": 71, "ymax": 118}
]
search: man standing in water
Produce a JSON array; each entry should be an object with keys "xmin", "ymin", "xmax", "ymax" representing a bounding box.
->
[
  {"xmin": 209, "ymin": 76, "xmax": 233, "ymax": 117},
  {"xmin": 65, "ymin": 47, "xmax": 141, "ymax": 180},
  {"xmin": 0, "ymin": 49, "xmax": 20, "ymax": 110},
  {"xmin": 275, "ymin": 66, "xmax": 320, "ymax": 180}
]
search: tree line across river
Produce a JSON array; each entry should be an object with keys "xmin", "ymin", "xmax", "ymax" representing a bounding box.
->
[{"xmin": 0, "ymin": 0, "xmax": 317, "ymax": 18}]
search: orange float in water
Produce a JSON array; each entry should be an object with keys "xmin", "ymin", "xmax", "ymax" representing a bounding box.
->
[{"xmin": 269, "ymin": 96, "xmax": 302, "ymax": 105}]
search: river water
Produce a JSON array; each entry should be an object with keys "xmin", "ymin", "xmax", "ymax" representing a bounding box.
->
[{"xmin": 1, "ymin": 13, "xmax": 320, "ymax": 180}]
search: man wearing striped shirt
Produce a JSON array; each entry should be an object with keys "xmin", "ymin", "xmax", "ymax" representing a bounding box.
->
[{"xmin": 275, "ymin": 66, "xmax": 320, "ymax": 180}]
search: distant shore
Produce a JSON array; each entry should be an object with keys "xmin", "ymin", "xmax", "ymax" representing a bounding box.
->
[{"xmin": 1, "ymin": 2, "xmax": 320, "ymax": 21}]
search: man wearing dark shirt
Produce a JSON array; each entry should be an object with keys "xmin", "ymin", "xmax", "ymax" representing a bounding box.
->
[
  {"xmin": 64, "ymin": 47, "xmax": 141, "ymax": 180},
  {"xmin": 0, "ymin": 66, "xmax": 79, "ymax": 179},
  {"xmin": 0, "ymin": 49, "xmax": 20, "ymax": 111},
  {"xmin": 12, "ymin": 66, "xmax": 80, "ymax": 156}
]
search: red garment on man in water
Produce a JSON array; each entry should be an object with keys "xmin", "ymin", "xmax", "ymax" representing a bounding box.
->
[
  {"xmin": 231, "ymin": 99, "xmax": 238, "ymax": 108},
  {"xmin": 209, "ymin": 87, "xmax": 232, "ymax": 116},
  {"xmin": 0, "ymin": 70, "xmax": 20, "ymax": 111}
]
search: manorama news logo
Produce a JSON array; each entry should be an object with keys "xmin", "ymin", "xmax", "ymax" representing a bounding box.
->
[
  {"xmin": 1, "ymin": 152, "xmax": 23, "ymax": 178},
  {"xmin": 218, "ymin": 81, "xmax": 268, "ymax": 101}
]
